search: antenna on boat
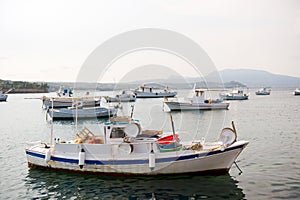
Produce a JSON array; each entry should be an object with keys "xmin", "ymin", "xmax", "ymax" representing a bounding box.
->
[{"xmin": 193, "ymin": 83, "xmax": 196, "ymax": 91}]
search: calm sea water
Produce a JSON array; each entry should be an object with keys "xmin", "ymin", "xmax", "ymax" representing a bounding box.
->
[{"xmin": 0, "ymin": 89, "xmax": 299, "ymax": 199}]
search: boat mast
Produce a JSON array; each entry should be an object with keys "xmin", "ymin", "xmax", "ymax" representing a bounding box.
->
[
  {"xmin": 75, "ymin": 98, "xmax": 78, "ymax": 133},
  {"xmin": 50, "ymin": 98, "xmax": 54, "ymax": 145}
]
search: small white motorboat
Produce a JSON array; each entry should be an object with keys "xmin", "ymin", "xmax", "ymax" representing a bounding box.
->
[
  {"xmin": 105, "ymin": 90, "xmax": 136, "ymax": 102},
  {"xmin": 0, "ymin": 90, "xmax": 8, "ymax": 101},
  {"xmin": 134, "ymin": 83, "xmax": 177, "ymax": 98},
  {"xmin": 220, "ymin": 89, "xmax": 249, "ymax": 100},
  {"xmin": 26, "ymin": 114, "xmax": 249, "ymax": 176},
  {"xmin": 255, "ymin": 88, "xmax": 271, "ymax": 95},
  {"xmin": 42, "ymin": 96, "xmax": 101, "ymax": 109},
  {"xmin": 294, "ymin": 88, "xmax": 300, "ymax": 96},
  {"xmin": 47, "ymin": 106, "xmax": 117, "ymax": 120},
  {"xmin": 164, "ymin": 89, "xmax": 229, "ymax": 111}
]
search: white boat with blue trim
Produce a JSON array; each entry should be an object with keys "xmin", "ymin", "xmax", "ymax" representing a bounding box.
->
[
  {"xmin": 164, "ymin": 89, "xmax": 229, "ymax": 111},
  {"xmin": 133, "ymin": 83, "xmax": 177, "ymax": 98},
  {"xmin": 47, "ymin": 106, "xmax": 117, "ymax": 120},
  {"xmin": 0, "ymin": 90, "xmax": 8, "ymax": 101},
  {"xmin": 42, "ymin": 96, "xmax": 101, "ymax": 109},
  {"xmin": 294, "ymin": 88, "xmax": 300, "ymax": 96},
  {"xmin": 220, "ymin": 89, "xmax": 249, "ymax": 100},
  {"xmin": 105, "ymin": 90, "xmax": 136, "ymax": 102},
  {"xmin": 255, "ymin": 87, "xmax": 271, "ymax": 95},
  {"xmin": 25, "ymin": 116, "xmax": 248, "ymax": 175}
]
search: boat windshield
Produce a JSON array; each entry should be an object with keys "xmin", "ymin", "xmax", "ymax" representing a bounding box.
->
[{"xmin": 110, "ymin": 127, "xmax": 126, "ymax": 138}]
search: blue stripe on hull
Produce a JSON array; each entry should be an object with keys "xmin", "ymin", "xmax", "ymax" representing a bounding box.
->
[
  {"xmin": 26, "ymin": 143, "xmax": 245, "ymax": 166},
  {"xmin": 26, "ymin": 151, "xmax": 45, "ymax": 159}
]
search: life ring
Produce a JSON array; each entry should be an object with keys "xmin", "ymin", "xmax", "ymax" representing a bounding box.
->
[{"xmin": 118, "ymin": 143, "xmax": 133, "ymax": 154}]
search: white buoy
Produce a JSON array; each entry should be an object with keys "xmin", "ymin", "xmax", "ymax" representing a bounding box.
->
[
  {"xmin": 45, "ymin": 149, "xmax": 51, "ymax": 163},
  {"xmin": 149, "ymin": 143, "xmax": 155, "ymax": 170},
  {"xmin": 78, "ymin": 148, "xmax": 85, "ymax": 169}
]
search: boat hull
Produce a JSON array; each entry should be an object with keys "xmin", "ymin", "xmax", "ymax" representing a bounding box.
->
[
  {"xmin": 294, "ymin": 91, "xmax": 300, "ymax": 96},
  {"xmin": 220, "ymin": 95, "xmax": 249, "ymax": 100},
  {"xmin": 165, "ymin": 101, "xmax": 229, "ymax": 111},
  {"xmin": 0, "ymin": 95, "xmax": 7, "ymax": 101},
  {"xmin": 255, "ymin": 92, "xmax": 270, "ymax": 95},
  {"xmin": 48, "ymin": 107, "xmax": 117, "ymax": 120},
  {"xmin": 135, "ymin": 91, "xmax": 177, "ymax": 98},
  {"xmin": 25, "ymin": 141, "xmax": 248, "ymax": 176},
  {"xmin": 106, "ymin": 97, "xmax": 136, "ymax": 102}
]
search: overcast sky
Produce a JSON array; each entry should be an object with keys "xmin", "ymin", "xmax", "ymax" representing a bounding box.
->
[{"xmin": 1, "ymin": 0, "xmax": 300, "ymax": 82}]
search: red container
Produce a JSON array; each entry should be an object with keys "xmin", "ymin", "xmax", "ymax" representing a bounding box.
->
[{"xmin": 157, "ymin": 134, "xmax": 179, "ymax": 145}]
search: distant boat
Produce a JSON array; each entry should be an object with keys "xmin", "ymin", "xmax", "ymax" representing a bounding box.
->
[
  {"xmin": 164, "ymin": 88, "xmax": 229, "ymax": 111},
  {"xmin": 105, "ymin": 90, "xmax": 136, "ymax": 102},
  {"xmin": 57, "ymin": 86, "xmax": 73, "ymax": 97},
  {"xmin": 255, "ymin": 88, "xmax": 271, "ymax": 95},
  {"xmin": 42, "ymin": 96, "xmax": 101, "ymax": 109},
  {"xmin": 0, "ymin": 90, "xmax": 8, "ymax": 101},
  {"xmin": 294, "ymin": 88, "xmax": 300, "ymax": 96},
  {"xmin": 133, "ymin": 83, "xmax": 177, "ymax": 98},
  {"xmin": 220, "ymin": 89, "xmax": 249, "ymax": 100},
  {"xmin": 47, "ymin": 106, "xmax": 117, "ymax": 120}
]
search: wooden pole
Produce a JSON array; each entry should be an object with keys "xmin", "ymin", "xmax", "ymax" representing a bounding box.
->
[
  {"xmin": 231, "ymin": 121, "xmax": 237, "ymax": 141},
  {"xmin": 75, "ymin": 99, "xmax": 78, "ymax": 134},
  {"xmin": 170, "ymin": 113, "xmax": 176, "ymax": 143}
]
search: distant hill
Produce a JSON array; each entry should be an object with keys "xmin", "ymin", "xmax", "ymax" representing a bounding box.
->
[
  {"xmin": 206, "ymin": 69, "xmax": 300, "ymax": 88},
  {"xmin": 121, "ymin": 68, "xmax": 300, "ymax": 88}
]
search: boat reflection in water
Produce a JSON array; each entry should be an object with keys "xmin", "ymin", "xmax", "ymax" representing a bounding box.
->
[{"xmin": 25, "ymin": 169, "xmax": 245, "ymax": 199}]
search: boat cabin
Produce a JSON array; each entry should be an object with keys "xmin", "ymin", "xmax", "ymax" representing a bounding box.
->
[
  {"xmin": 104, "ymin": 116, "xmax": 142, "ymax": 143},
  {"xmin": 232, "ymin": 90, "xmax": 244, "ymax": 94},
  {"xmin": 191, "ymin": 89, "xmax": 207, "ymax": 103},
  {"xmin": 194, "ymin": 89, "xmax": 206, "ymax": 97}
]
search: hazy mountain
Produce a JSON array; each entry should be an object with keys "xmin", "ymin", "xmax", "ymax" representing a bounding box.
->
[
  {"xmin": 206, "ymin": 69, "xmax": 300, "ymax": 88},
  {"xmin": 126, "ymin": 68, "xmax": 300, "ymax": 88},
  {"xmin": 43, "ymin": 69, "xmax": 300, "ymax": 91}
]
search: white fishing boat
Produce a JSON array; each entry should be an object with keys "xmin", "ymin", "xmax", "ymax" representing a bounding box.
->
[
  {"xmin": 105, "ymin": 90, "xmax": 136, "ymax": 102},
  {"xmin": 255, "ymin": 88, "xmax": 271, "ymax": 95},
  {"xmin": 42, "ymin": 96, "xmax": 101, "ymax": 109},
  {"xmin": 0, "ymin": 90, "xmax": 8, "ymax": 101},
  {"xmin": 220, "ymin": 89, "xmax": 249, "ymax": 100},
  {"xmin": 294, "ymin": 88, "xmax": 300, "ymax": 96},
  {"xmin": 47, "ymin": 106, "xmax": 117, "ymax": 120},
  {"xmin": 26, "ymin": 113, "xmax": 249, "ymax": 175},
  {"xmin": 133, "ymin": 83, "xmax": 177, "ymax": 98},
  {"xmin": 164, "ymin": 89, "xmax": 229, "ymax": 111}
]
